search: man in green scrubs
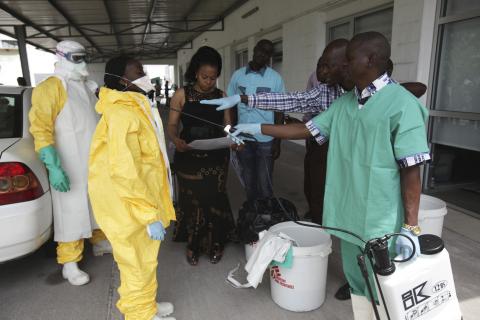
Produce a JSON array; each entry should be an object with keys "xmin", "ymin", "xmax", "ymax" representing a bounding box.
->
[{"xmin": 230, "ymin": 31, "xmax": 430, "ymax": 319}]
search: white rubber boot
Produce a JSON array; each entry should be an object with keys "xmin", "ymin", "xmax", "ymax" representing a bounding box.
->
[
  {"xmin": 351, "ymin": 294, "xmax": 374, "ymax": 320},
  {"xmin": 62, "ymin": 262, "xmax": 90, "ymax": 286},
  {"xmin": 152, "ymin": 316, "xmax": 175, "ymax": 320},
  {"xmin": 156, "ymin": 302, "xmax": 174, "ymax": 317},
  {"xmin": 92, "ymin": 239, "xmax": 113, "ymax": 256},
  {"xmin": 351, "ymin": 294, "xmax": 387, "ymax": 320}
]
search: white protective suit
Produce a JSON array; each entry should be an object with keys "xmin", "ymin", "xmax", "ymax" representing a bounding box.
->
[{"xmin": 32, "ymin": 40, "xmax": 99, "ymax": 242}]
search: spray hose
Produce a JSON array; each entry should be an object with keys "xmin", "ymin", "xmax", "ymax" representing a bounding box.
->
[{"xmin": 162, "ymin": 100, "xmax": 418, "ymax": 320}]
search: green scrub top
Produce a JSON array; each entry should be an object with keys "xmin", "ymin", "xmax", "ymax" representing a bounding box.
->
[{"xmin": 311, "ymin": 83, "xmax": 429, "ymax": 247}]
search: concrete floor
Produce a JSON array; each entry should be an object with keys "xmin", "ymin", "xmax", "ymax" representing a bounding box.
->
[{"xmin": 1, "ymin": 141, "xmax": 479, "ymax": 320}]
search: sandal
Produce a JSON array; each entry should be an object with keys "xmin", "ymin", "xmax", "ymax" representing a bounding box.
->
[
  {"xmin": 186, "ymin": 249, "xmax": 199, "ymax": 266},
  {"xmin": 209, "ymin": 243, "xmax": 224, "ymax": 264}
]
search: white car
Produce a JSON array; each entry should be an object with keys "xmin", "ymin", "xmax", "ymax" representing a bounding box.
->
[{"xmin": 0, "ymin": 86, "xmax": 52, "ymax": 262}]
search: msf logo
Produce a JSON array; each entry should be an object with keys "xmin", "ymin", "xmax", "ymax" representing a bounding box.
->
[{"xmin": 402, "ymin": 282, "xmax": 431, "ymax": 311}]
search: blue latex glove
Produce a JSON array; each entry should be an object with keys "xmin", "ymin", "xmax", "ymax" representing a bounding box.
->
[
  {"xmin": 200, "ymin": 95, "xmax": 241, "ymax": 111},
  {"xmin": 39, "ymin": 145, "xmax": 70, "ymax": 192},
  {"xmin": 395, "ymin": 227, "xmax": 420, "ymax": 260},
  {"xmin": 232, "ymin": 123, "xmax": 262, "ymax": 137},
  {"xmin": 147, "ymin": 221, "xmax": 166, "ymax": 241}
]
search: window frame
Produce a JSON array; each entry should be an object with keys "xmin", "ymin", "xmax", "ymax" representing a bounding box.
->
[
  {"xmin": 423, "ymin": 0, "xmax": 480, "ymax": 190},
  {"xmin": 427, "ymin": 1, "xmax": 480, "ymax": 121},
  {"xmin": 326, "ymin": 3, "xmax": 394, "ymax": 42},
  {"xmin": 235, "ymin": 48, "xmax": 249, "ymax": 69}
]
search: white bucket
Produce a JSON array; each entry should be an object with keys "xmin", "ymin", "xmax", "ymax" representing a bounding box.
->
[
  {"xmin": 268, "ymin": 221, "xmax": 332, "ymax": 312},
  {"xmin": 419, "ymin": 194, "xmax": 447, "ymax": 237}
]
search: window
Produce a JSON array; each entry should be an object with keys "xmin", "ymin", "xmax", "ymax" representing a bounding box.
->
[
  {"xmin": 327, "ymin": 6, "xmax": 394, "ymax": 42},
  {"xmin": 424, "ymin": 0, "xmax": 480, "ymax": 214},
  {"xmin": 235, "ymin": 49, "xmax": 248, "ymax": 69},
  {"xmin": 0, "ymin": 94, "xmax": 22, "ymax": 138},
  {"xmin": 271, "ymin": 40, "xmax": 283, "ymax": 74},
  {"xmin": 430, "ymin": 1, "xmax": 480, "ymax": 152},
  {"xmin": 0, "ymin": 40, "xmax": 18, "ymax": 49}
]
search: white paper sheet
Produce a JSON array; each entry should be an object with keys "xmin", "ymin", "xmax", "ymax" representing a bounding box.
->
[{"xmin": 188, "ymin": 137, "xmax": 232, "ymax": 150}]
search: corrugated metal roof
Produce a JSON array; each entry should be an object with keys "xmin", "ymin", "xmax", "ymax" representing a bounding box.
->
[{"xmin": 0, "ymin": 0, "xmax": 248, "ymax": 61}]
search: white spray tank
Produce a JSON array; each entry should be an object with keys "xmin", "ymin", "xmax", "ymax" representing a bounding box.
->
[{"xmin": 374, "ymin": 234, "xmax": 462, "ymax": 320}]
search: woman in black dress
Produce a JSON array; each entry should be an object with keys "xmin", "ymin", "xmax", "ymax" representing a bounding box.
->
[{"xmin": 167, "ymin": 46, "xmax": 235, "ymax": 265}]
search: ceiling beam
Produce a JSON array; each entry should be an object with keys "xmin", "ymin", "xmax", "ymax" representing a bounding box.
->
[
  {"xmin": 0, "ymin": 18, "xmax": 222, "ymax": 28},
  {"xmin": 47, "ymin": 0, "xmax": 104, "ymax": 54},
  {"xmin": 28, "ymin": 24, "xmax": 223, "ymax": 39},
  {"xmin": 142, "ymin": 0, "xmax": 157, "ymax": 44},
  {"xmin": 0, "ymin": 2, "xmax": 62, "ymax": 42},
  {"xmin": 102, "ymin": 0, "xmax": 121, "ymax": 48}
]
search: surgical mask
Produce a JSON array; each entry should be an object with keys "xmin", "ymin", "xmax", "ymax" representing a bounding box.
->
[
  {"xmin": 132, "ymin": 75, "xmax": 155, "ymax": 94},
  {"xmin": 105, "ymin": 73, "xmax": 154, "ymax": 94},
  {"xmin": 55, "ymin": 59, "xmax": 89, "ymax": 80}
]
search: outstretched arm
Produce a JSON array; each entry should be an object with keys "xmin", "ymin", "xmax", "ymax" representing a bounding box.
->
[
  {"xmin": 262, "ymin": 123, "xmax": 311, "ymax": 140},
  {"xmin": 232, "ymin": 122, "xmax": 312, "ymax": 140},
  {"xmin": 244, "ymin": 84, "xmax": 340, "ymax": 113},
  {"xmin": 201, "ymin": 84, "xmax": 343, "ymax": 113}
]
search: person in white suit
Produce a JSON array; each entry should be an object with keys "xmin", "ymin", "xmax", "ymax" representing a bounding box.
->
[{"xmin": 29, "ymin": 40, "xmax": 112, "ymax": 286}]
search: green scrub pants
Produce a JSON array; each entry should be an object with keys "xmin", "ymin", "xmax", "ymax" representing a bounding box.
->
[{"xmin": 340, "ymin": 239, "xmax": 395, "ymax": 302}]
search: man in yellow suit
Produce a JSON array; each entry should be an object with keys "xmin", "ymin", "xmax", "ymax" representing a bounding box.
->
[{"xmin": 29, "ymin": 40, "xmax": 112, "ymax": 286}]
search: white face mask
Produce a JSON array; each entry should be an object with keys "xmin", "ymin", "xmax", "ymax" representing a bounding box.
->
[
  {"xmin": 131, "ymin": 75, "xmax": 155, "ymax": 94},
  {"xmin": 56, "ymin": 59, "xmax": 89, "ymax": 80},
  {"xmin": 105, "ymin": 73, "xmax": 154, "ymax": 94}
]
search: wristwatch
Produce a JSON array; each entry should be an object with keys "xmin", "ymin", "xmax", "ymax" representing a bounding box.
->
[{"xmin": 403, "ymin": 223, "xmax": 422, "ymax": 236}]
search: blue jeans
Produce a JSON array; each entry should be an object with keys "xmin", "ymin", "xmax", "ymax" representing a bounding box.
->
[{"xmin": 237, "ymin": 141, "xmax": 274, "ymax": 203}]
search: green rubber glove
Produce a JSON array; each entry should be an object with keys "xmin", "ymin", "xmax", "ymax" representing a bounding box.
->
[{"xmin": 39, "ymin": 145, "xmax": 70, "ymax": 192}]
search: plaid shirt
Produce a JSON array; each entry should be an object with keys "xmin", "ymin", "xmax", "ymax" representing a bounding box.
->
[{"xmin": 247, "ymin": 83, "xmax": 343, "ymax": 113}]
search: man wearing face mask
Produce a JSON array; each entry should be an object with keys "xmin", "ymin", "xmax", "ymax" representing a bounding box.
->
[
  {"xmin": 89, "ymin": 56, "xmax": 176, "ymax": 320},
  {"xmin": 29, "ymin": 40, "xmax": 112, "ymax": 286}
]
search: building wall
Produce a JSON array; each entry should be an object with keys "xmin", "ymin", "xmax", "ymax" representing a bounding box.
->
[{"xmin": 177, "ymin": 0, "xmax": 438, "ymax": 96}]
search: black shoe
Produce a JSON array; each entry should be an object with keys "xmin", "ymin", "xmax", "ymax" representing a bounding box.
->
[{"xmin": 335, "ymin": 283, "xmax": 351, "ymax": 300}]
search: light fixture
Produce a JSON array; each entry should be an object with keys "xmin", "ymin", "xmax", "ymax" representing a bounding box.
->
[{"xmin": 242, "ymin": 6, "xmax": 259, "ymax": 19}]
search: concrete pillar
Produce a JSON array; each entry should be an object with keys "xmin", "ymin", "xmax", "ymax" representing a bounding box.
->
[{"xmin": 14, "ymin": 25, "xmax": 31, "ymax": 86}]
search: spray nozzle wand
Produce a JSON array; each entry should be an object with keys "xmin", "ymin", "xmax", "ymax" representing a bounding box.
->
[{"xmin": 223, "ymin": 125, "xmax": 256, "ymax": 141}]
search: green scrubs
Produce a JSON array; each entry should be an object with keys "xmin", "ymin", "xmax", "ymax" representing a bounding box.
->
[{"xmin": 311, "ymin": 83, "xmax": 429, "ymax": 298}]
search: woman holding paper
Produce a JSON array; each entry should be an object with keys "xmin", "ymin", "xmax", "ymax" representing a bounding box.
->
[{"xmin": 167, "ymin": 46, "xmax": 235, "ymax": 265}]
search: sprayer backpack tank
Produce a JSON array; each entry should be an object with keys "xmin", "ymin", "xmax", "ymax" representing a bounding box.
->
[{"xmin": 375, "ymin": 234, "xmax": 462, "ymax": 320}]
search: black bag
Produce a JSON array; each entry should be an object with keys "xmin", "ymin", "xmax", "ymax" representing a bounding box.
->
[{"xmin": 236, "ymin": 198, "xmax": 299, "ymax": 244}]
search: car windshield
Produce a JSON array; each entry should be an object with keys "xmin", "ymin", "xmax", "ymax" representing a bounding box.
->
[{"xmin": 0, "ymin": 94, "xmax": 22, "ymax": 138}]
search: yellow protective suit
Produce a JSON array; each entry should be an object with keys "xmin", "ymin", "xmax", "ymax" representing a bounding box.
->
[
  {"xmin": 88, "ymin": 87, "xmax": 176, "ymax": 320},
  {"xmin": 29, "ymin": 76, "xmax": 107, "ymax": 265}
]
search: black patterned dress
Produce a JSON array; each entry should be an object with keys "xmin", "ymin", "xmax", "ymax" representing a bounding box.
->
[{"xmin": 172, "ymin": 85, "xmax": 235, "ymax": 257}]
